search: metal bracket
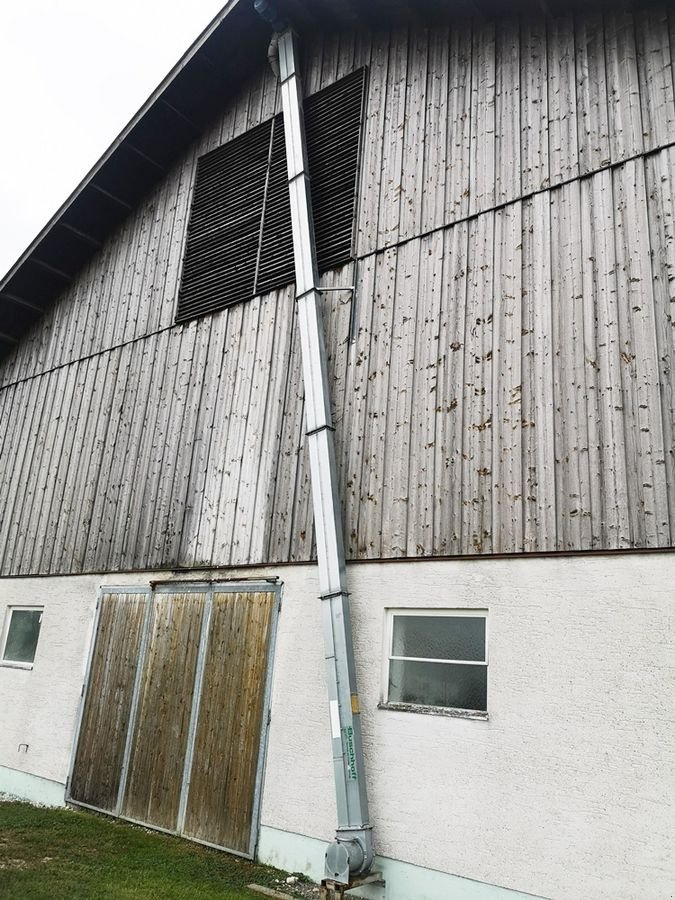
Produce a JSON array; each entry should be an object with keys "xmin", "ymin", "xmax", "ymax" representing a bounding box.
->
[
  {"xmin": 320, "ymin": 872, "xmax": 384, "ymax": 899},
  {"xmin": 306, "ymin": 423, "xmax": 336, "ymax": 438},
  {"xmin": 319, "ymin": 589, "xmax": 351, "ymax": 601}
]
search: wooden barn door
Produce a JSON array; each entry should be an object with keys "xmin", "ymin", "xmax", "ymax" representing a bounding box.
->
[
  {"xmin": 68, "ymin": 588, "xmax": 150, "ymax": 813},
  {"xmin": 68, "ymin": 583, "xmax": 279, "ymax": 858}
]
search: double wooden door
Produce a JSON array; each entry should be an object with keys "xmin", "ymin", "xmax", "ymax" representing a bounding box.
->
[{"xmin": 68, "ymin": 583, "xmax": 279, "ymax": 857}]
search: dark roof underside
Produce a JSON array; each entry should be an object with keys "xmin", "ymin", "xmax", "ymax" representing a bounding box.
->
[{"xmin": 0, "ymin": 0, "xmax": 627, "ymax": 360}]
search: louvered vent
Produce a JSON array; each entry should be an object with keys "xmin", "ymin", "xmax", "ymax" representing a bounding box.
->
[
  {"xmin": 177, "ymin": 120, "xmax": 272, "ymax": 322},
  {"xmin": 306, "ymin": 67, "xmax": 365, "ymax": 272},
  {"xmin": 256, "ymin": 114, "xmax": 294, "ymax": 296},
  {"xmin": 176, "ymin": 68, "xmax": 366, "ymax": 324}
]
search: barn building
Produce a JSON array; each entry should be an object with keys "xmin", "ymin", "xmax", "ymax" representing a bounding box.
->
[{"xmin": 0, "ymin": 1, "xmax": 674, "ymax": 897}]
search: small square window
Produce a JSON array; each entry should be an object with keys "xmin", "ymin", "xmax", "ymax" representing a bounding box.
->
[
  {"xmin": 383, "ymin": 610, "xmax": 488, "ymax": 714},
  {"xmin": 1, "ymin": 607, "xmax": 43, "ymax": 667}
]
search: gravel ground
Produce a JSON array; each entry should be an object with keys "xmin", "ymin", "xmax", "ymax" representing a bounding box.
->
[{"xmin": 267, "ymin": 875, "xmax": 321, "ymax": 897}]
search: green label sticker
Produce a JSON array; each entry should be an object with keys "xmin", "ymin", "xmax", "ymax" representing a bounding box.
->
[{"xmin": 345, "ymin": 726, "xmax": 357, "ymax": 780}]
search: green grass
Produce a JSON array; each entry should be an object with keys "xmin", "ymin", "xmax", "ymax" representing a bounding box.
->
[{"xmin": 0, "ymin": 801, "xmax": 289, "ymax": 899}]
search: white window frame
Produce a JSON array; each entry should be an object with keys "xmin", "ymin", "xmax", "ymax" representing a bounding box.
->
[
  {"xmin": 0, "ymin": 606, "xmax": 44, "ymax": 670},
  {"xmin": 381, "ymin": 608, "xmax": 489, "ymax": 719}
]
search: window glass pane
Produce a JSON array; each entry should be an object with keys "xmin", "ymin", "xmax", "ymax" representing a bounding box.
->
[
  {"xmin": 3, "ymin": 610, "xmax": 42, "ymax": 664},
  {"xmin": 388, "ymin": 659, "xmax": 487, "ymax": 712},
  {"xmin": 392, "ymin": 615, "xmax": 485, "ymax": 661}
]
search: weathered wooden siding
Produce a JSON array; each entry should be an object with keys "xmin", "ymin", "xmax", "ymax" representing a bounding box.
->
[
  {"xmin": 69, "ymin": 591, "xmax": 147, "ymax": 811},
  {"xmin": 1, "ymin": 6, "xmax": 675, "ymax": 574},
  {"xmin": 122, "ymin": 591, "xmax": 204, "ymax": 830},
  {"xmin": 183, "ymin": 591, "xmax": 275, "ymax": 853}
]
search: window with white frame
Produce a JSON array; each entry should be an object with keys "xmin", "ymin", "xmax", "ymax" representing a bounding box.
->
[
  {"xmin": 1, "ymin": 607, "xmax": 43, "ymax": 667},
  {"xmin": 383, "ymin": 610, "xmax": 488, "ymax": 713}
]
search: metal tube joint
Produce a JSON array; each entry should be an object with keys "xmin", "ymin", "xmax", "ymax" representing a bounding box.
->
[{"xmin": 326, "ymin": 827, "xmax": 374, "ymax": 880}]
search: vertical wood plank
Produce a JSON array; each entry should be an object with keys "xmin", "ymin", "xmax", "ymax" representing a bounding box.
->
[
  {"xmin": 128, "ymin": 328, "xmax": 186, "ymax": 568},
  {"xmin": 160, "ymin": 318, "xmax": 212, "ymax": 566},
  {"xmin": 579, "ymin": 177, "xmax": 604, "ymax": 548},
  {"xmin": 406, "ymin": 232, "xmax": 444, "ymax": 557},
  {"xmin": 70, "ymin": 349, "xmax": 126, "ymax": 571},
  {"xmin": 358, "ymin": 248, "xmax": 397, "ymax": 557},
  {"xmin": 288, "ymin": 398, "xmax": 315, "ymax": 562},
  {"xmin": 520, "ymin": 16, "xmax": 550, "ymax": 194},
  {"xmin": 521, "ymin": 194, "xmax": 556, "ymax": 551},
  {"xmin": 249, "ymin": 289, "xmax": 295, "ymax": 563},
  {"xmin": 81, "ymin": 342, "xmax": 136, "ymax": 572},
  {"xmin": 645, "ymin": 147, "xmax": 675, "ymax": 541},
  {"xmin": 116, "ymin": 330, "xmax": 171, "ymax": 568},
  {"xmin": 551, "ymin": 180, "xmax": 592, "ymax": 550},
  {"xmin": 28, "ymin": 363, "xmax": 85, "ymax": 574},
  {"xmin": 0, "ymin": 373, "xmax": 58, "ymax": 572},
  {"xmin": 123, "ymin": 592, "xmax": 204, "ymax": 831},
  {"xmin": 355, "ymin": 29, "xmax": 389, "ymax": 256},
  {"xmin": 213, "ymin": 297, "xmax": 263, "ymax": 564},
  {"xmin": 547, "ymin": 15, "xmax": 580, "ymax": 186},
  {"xmin": 580, "ymin": 170, "xmax": 630, "ymax": 548},
  {"xmin": 321, "ymin": 262, "xmax": 354, "ymax": 505},
  {"xmin": 399, "ymin": 28, "xmax": 429, "ymax": 241},
  {"xmin": 319, "ymin": 31, "xmax": 340, "ymax": 89},
  {"xmin": 70, "ymin": 592, "xmax": 147, "ymax": 813},
  {"xmin": 613, "ymin": 159, "xmax": 670, "ymax": 546},
  {"xmin": 336, "ymin": 29, "xmax": 357, "ymax": 80},
  {"xmin": 46, "ymin": 356, "xmax": 100, "ymax": 572},
  {"xmin": 378, "ymin": 27, "xmax": 408, "ymax": 248},
  {"xmin": 340, "ymin": 256, "xmax": 376, "ymax": 559},
  {"xmin": 103, "ymin": 333, "xmax": 160, "ymax": 570},
  {"xmin": 491, "ymin": 203, "xmax": 523, "ymax": 553},
  {"xmin": 9, "ymin": 368, "xmax": 62, "ymax": 574},
  {"xmin": 635, "ymin": 4, "xmax": 675, "ymax": 152},
  {"xmin": 155, "ymin": 148, "xmax": 198, "ymax": 332},
  {"xmin": 433, "ymin": 221, "xmax": 469, "ymax": 556},
  {"xmin": 421, "ymin": 25, "xmax": 450, "ymax": 234},
  {"xmin": 461, "ymin": 211, "xmax": 494, "ymax": 554},
  {"xmin": 646, "ymin": 149, "xmax": 675, "ymax": 541},
  {"xmin": 128, "ymin": 182, "xmax": 176, "ymax": 340},
  {"xmin": 605, "ymin": 9, "xmax": 644, "ymax": 163},
  {"xmin": 305, "ymin": 33, "xmax": 325, "ymax": 95},
  {"xmin": 183, "ymin": 591, "xmax": 274, "ymax": 854},
  {"xmin": 445, "ymin": 20, "xmax": 473, "ymax": 222},
  {"xmin": 192, "ymin": 305, "xmax": 244, "ymax": 565},
  {"xmin": 267, "ymin": 301, "xmax": 304, "ymax": 562},
  {"xmin": 381, "ymin": 239, "xmax": 420, "ymax": 557},
  {"xmin": 178, "ymin": 312, "xmax": 231, "ymax": 567},
  {"xmin": 575, "ymin": 12, "xmax": 611, "ymax": 175},
  {"xmin": 469, "ymin": 20, "xmax": 496, "ymax": 215},
  {"xmin": 112, "ymin": 197, "xmax": 154, "ymax": 345},
  {"xmin": 229, "ymin": 295, "xmax": 278, "ymax": 564},
  {"xmin": 495, "ymin": 17, "xmax": 521, "ymax": 206}
]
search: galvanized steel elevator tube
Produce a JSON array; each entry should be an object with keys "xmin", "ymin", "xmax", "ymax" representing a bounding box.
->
[{"xmin": 269, "ymin": 23, "xmax": 374, "ymax": 883}]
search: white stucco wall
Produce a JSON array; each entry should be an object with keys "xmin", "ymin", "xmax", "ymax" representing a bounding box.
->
[
  {"xmin": 262, "ymin": 554, "xmax": 675, "ymax": 900},
  {"xmin": 0, "ymin": 574, "xmax": 100, "ymax": 783},
  {"xmin": 0, "ymin": 554, "xmax": 673, "ymax": 899}
]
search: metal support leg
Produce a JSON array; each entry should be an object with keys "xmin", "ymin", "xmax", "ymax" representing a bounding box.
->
[
  {"xmin": 320, "ymin": 872, "xmax": 385, "ymax": 899},
  {"xmin": 320, "ymin": 881, "xmax": 346, "ymax": 900}
]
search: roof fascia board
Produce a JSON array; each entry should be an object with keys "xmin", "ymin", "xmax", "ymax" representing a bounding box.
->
[{"xmin": 0, "ymin": 0, "xmax": 244, "ymax": 291}]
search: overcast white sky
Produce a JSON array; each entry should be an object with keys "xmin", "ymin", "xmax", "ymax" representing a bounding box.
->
[{"xmin": 0, "ymin": 0, "xmax": 227, "ymax": 277}]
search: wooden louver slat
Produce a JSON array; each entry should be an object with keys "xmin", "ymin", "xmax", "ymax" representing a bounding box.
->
[
  {"xmin": 305, "ymin": 67, "xmax": 366, "ymax": 273},
  {"xmin": 176, "ymin": 120, "xmax": 272, "ymax": 323},
  {"xmin": 175, "ymin": 68, "xmax": 367, "ymax": 324},
  {"xmin": 255, "ymin": 114, "xmax": 294, "ymax": 296}
]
